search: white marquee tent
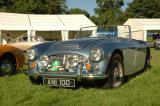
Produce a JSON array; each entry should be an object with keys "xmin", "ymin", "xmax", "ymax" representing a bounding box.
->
[
  {"xmin": 124, "ymin": 18, "xmax": 160, "ymax": 41},
  {"xmin": 0, "ymin": 12, "xmax": 96, "ymax": 43}
]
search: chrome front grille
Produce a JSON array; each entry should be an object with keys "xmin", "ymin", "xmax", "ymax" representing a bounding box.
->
[
  {"xmin": 49, "ymin": 54, "xmax": 69, "ymax": 68},
  {"xmin": 48, "ymin": 54, "xmax": 89, "ymax": 73}
]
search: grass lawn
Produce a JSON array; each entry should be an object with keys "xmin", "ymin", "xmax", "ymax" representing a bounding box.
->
[
  {"xmin": 147, "ymin": 36, "xmax": 154, "ymax": 43},
  {"xmin": 0, "ymin": 48, "xmax": 160, "ymax": 106}
]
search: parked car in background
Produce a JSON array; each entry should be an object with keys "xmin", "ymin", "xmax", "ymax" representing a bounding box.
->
[
  {"xmin": 0, "ymin": 45, "xmax": 25, "ymax": 76},
  {"xmin": 148, "ymin": 42, "xmax": 154, "ymax": 48},
  {"xmin": 8, "ymin": 35, "xmax": 45, "ymax": 51},
  {"xmin": 26, "ymin": 25, "xmax": 150, "ymax": 88},
  {"xmin": 151, "ymin": 33, "xmax": 160, "ymax": 49},
  {"xmin": 154, "ymin": 39, "xmax": 160, "ymax": 49}
]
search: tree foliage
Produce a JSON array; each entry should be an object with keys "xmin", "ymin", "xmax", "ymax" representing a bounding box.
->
[
  {"xmin": 94, "ymin": 0, "xmax": 124, "ymax": 25},
  {"xmin": 0, "ymin": 0, "xmax": 67, "ymax": 14},
  {"xmin": 90, "ymin": 16, "xmax": 99, "ymax": 25},
  {"xmin": 125, "ymin": 0, "xmax": 160, "ymax": 18},
  {"xmin": 68, "ymin": 8, "xmax": 90, "ymax": 18}
]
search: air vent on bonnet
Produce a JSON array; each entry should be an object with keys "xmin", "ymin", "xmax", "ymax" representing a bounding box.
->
[{"xmin": 60, "ymin": 44, "xmax": 80, "ymax": 49}]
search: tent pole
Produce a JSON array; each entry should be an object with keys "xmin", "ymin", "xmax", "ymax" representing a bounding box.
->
[
  {"xmin": 61, "ymin": 30, "xmax": 69, "ymax": 41},
  {"xmin": 61, "ymin": 31, "xmax": 63, "ymax": 41},
  {"xmin": 27, "ymin": 30, "xmax": 31, "ymax": 42},
  {"xmin": 61, "ymin": 30, "xmax": 66, "ymax": 41},
  {"xmin": 144, "ymin": 30, "xmax": 147, "ymax": 41},
  {"xmin": 65, "ymin": 31, "xmax": 69, "ymax": 40},
  {"xmin": 0, "ymin": 30, "xmax": 2, "ymax": 44},
  {"xmin": 32, "ymin": 30, "xmax": 36, "ymax": 36}
]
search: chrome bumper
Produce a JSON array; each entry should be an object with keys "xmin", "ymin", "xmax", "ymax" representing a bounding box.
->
[{"xmin": 25, "ymin": 70, "xmax": 108, "ymax": 81}]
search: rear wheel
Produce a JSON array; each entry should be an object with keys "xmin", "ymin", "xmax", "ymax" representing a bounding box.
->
[
  {"xmin": 0, "ymin": 59, "xmax": 16, "ymax": 76},
  {"xmin": 104, "ymin": 53, "xmax": 124, "ymax": 88}
]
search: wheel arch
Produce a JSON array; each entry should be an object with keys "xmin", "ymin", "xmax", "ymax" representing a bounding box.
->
[
  {"xmin": 112, "ymin": 49, "xmax": 124, "ymax": 60},
  {"xmin": 105, "ymin": 49, "xmax": 124, "ymax": 74}
]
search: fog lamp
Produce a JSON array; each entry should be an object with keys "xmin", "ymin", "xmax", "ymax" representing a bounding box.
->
[
  {"xmin": 93, "ymin": 64, "xmax": 99, "ymax": 71},
  {"xmin": 29, "ymin": 62, "xmax": 37, "ymax": 69},
  {"xmin": 40, "ymin": 55, "xmax": 49, "ymax": 67},
  {"xmin": 68, "ymin": 55, "xmax": 79, "ymax": 67}
]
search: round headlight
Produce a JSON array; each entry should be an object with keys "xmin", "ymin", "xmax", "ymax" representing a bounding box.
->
[
  {"xmin": 26, "ymin": 48, "xmax": 36, "ymax": 60},
  {"xmin": 40, "ymin": 55, "xmax": 49, "ymax": 67},
  {"xmin": 90, "ymin": 48, "xmax": 103, "ymax": 62},
  {"xmin": 68, "ymin": 55, "xmax": 79, "ymax": 67}
]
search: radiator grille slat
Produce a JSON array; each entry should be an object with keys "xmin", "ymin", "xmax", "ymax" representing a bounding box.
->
[{"xmin": 48, "ymin": 54, "xmax": 88, "ymax": 73}]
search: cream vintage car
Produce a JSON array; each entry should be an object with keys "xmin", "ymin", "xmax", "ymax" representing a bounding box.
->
[
  {"xmin": 0, "ymin": 44, "xmax": 25, "ymax": 76},
  {"xmin": 8, "ymin": 35, "xmax": 45, "ymax": 51}
]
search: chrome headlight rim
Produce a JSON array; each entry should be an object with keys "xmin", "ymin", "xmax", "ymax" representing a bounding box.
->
[
  {"xmin": 90, "ymin": 47, "xmax": 104, "ymax": 62},
  {"xmin": 26, "ymin": 48, "xmax": 36, "ymax": 60},
  {"xmin": 39, "ymin": 55, "xmax": 49, "ymax": 67}
]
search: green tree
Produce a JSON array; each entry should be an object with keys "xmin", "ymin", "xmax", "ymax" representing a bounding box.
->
[
  {"xmin": 0, "ymin": 0, "xmax": 67, "ymax": 14},
  {"xmin": 68, "ymin": 8, "xmax": 90, "ymax": 18},
  {"xmin": 125, "ymin": 0, "xmax": 160, "ymax": 18},
  {"xmin": 90, "ymin": 15, "xmax": 99, "ymax": 25},
  {"xmin": 94, "ymin": 0, "xmax": 124, "ymax": 25},
  {"xmin": 46, "ymin": 0, "xmax": 67, "ymax": 14}
]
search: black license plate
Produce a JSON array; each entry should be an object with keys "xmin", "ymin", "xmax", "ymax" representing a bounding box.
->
[{"xmin": 43, "ymin": 78, "xmax": 75, "ymax": 87}]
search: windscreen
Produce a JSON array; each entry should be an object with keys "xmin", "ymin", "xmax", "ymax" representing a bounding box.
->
[{"xmin": 75, "ymin": 25, "xmax": 131, "ymax": 39}]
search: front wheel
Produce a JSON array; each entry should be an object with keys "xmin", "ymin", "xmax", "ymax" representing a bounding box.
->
[
  {"xmin": 104, "ymin": 53, "xmax": 124, "ymax": 88},
  {"xmin": 0, "ymin": 59, "xmax": 16, "ymax": 76}
]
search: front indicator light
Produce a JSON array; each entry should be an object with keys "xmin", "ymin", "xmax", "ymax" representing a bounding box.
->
[
  {"xmin": 86, "ymin": 63, "xmax": 91, "ymax": 71},
  {"xmin": 29, "ymin": 62, "xmax": 36, "ymax": 69}
]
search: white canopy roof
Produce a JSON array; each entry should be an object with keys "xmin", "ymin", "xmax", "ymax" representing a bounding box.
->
[
  {"xmin": 124, "ymin": 18, "xmax": 160, "ymax": 41},
  {"xmin": 0, "ymin": 12, "xmax": 96, "ymax": 31},
  {"xmin": 0, "ymin": 12, "xmax": 30, "ymax": 30},
  {"xmin": 124, "ymin": 18, "xmax": 160, "ymax": 31}
]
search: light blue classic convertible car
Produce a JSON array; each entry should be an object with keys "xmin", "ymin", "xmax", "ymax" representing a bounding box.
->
[{"xmin": 26, "ymin": 25, "xmax": 150, "ymax": 88}]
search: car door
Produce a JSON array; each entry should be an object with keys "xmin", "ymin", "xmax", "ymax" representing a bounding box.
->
[
  {"xmin": 133, "ymin": 40, "xmax": 147, "ymax": 72},
  {"xmin": 123, "ymin": 40, "xmax": 137, "ymax": 75}
]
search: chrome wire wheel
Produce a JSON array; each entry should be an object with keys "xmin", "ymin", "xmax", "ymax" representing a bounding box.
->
[
  {"xmin": 111, "ymin": 60, "xmax": 123, "ymax": 88},
  {"xmin": 104, "ymin": 53, "xmax": 124, "ymax": 89}
]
